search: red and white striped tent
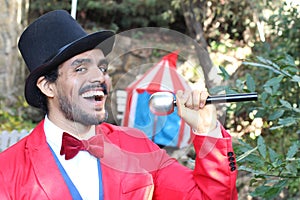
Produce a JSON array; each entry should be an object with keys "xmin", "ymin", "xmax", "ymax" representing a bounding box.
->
[{"xmin": 122, "ymin": 51, "xmax": 192, "ymax": 148}]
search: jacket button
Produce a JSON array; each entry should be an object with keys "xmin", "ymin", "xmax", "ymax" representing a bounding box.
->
[
  {"xmin": 227, "ymin": 152, "xmax": 234, "ymax": 157},
  {"xmin": 229, "ymin": 162, "xmax": 235, "ymax": 167},
  {"xmin": 228, "ymin": 157, "xmax": 235, "ymax": 162},
  {"xmin": 230, "ymin": 167, "xmax": 236, "ymax": 171}
]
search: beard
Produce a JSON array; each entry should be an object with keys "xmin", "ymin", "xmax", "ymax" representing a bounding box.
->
[{"xmin": 57, "ymin": 92, "xmax": 107, "ymax": 126}]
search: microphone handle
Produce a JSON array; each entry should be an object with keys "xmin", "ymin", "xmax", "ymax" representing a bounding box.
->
[{"xmin": 205, "ymin": 92, "xmax": 258, "ymax": 104}]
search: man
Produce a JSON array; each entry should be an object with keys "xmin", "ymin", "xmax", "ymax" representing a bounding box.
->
[{"xmin": 0, "ymin": 10, "xmax": 237, "ymax": 199}]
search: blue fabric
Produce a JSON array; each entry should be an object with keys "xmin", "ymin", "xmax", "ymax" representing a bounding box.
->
[
  {"xmin": 134, "ymin": 91, "xmax": 181, "ymax": 147},
  {"xmin": 97, "ymin": 159, "xmax": 104, "ymax": 200},
  {"xmin": 48, "ymin": 145, "xmax": 104, "ymax": 200}
]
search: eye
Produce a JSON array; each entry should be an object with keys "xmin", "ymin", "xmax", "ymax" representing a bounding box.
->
[
  {"xmin": 99, "ymin": 65, "xmax": 108, "ymax": 74},
  {"xmin": 75, "ymin": 67, "xmax": 86, "ymax": 72}
]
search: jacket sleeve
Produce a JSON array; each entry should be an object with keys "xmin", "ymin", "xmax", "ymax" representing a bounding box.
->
[
  {"xmin": 152, "ymin": 125, "xmax": 238, "ymax": 200},
  {"xmin": 0, "ymin": 171, "xmax": 11, "ymax": 200}
]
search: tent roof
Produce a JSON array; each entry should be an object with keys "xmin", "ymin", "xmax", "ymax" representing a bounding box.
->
[{"xmin": 126, "ymin": 51, "xmax": 190, "ymax": 94}]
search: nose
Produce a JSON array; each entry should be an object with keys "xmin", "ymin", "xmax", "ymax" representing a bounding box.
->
[{"xmin": 88, "ymin": 66, "xmax": 106, "ymax": 83}]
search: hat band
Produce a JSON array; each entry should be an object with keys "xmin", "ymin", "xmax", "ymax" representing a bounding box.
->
[{"xmin": 44, "ymin": 43, "xmax": 70, "ymax": 64}]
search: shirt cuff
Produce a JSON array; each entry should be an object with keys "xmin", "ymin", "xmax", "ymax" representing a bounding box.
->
[{"xmin": 192, "ymin": 121, "xmax": 223, "ymax": 138}]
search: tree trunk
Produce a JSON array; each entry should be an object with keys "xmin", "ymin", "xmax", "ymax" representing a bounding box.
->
[
  {"xmin": 181, "ymin": 0, "xmax": 222, "ymax": 90},
  {"xmin": 0, "ymin": 0, "xmax": 29, "ymax": 103},
  {"xmin": 181, "ymin": 0, "xmax": 225, "ymax": 121}
]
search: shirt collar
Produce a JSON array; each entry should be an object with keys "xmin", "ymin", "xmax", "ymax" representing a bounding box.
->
[
  {"xmin": 44, "ymin": 115, "xmax": 65, "ymax": 151},
  {"xmin": 44, "ymin": 116, "xmax": 97, "ymax": 150}
]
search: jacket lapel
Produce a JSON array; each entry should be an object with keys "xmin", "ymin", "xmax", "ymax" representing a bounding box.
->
[
  {"xmin": 98, "ymin": 124, "xmax": 154, "ymax": 200},
  {"xmin": 26, "ymin": 120, "xmax": 72, "ymax": 200}
]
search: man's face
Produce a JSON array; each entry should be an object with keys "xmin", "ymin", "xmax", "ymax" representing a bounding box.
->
[{"xmin": 52, "ymin": 49, "xmax": 109, "ymax": 125}]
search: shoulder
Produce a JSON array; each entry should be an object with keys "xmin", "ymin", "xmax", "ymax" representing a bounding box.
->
[
  {"xmin": 98, "ymin": 123, "xmax": 149, "ymax": 139},
  {"xmin": 97, "ymin": 123, "xmax": 159, "ymax": 152},
  {"xmin": 0, "ymin": 135, "xmax": 28, "ymax": 175},
  {"xmin": 0, "ymin": 121, "xmax": 45, "ymax": 170}
]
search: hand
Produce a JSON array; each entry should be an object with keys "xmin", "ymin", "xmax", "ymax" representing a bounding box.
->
[{"xmin": 176, "ymin": 89, "xmax": 217, "ymax": 134}]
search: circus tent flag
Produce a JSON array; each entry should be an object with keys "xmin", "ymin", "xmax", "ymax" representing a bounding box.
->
[{"xmin": 123, "ymin": 51, "xmax": 192, "ymax": 148}]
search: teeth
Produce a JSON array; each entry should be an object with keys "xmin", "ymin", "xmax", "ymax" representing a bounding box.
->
[{"xmin": 82, "ymin": 91, "xmax": 104, "ymax": 98}]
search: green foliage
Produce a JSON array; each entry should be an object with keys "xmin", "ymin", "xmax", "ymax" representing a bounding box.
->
[
  {"xmin": 262, "ymin": 1, "xmax": 300, "ymax": 62},
  {"xmin": 242, "ymin": 55, "xmax": 300, "ymax": 132},
  {"xmin": 172, "ymin": 0, "xmax": 261, "ymax": 42},
  {"xmin": 236, "ymin": 137, "xmax": 300, "ymax": 199},
  {"xmin": 29, "ymin": 0, "xmax": 176, "ymax": 31},
  {"xmin": 216, "ymin": 52, "xmax": 300, "ymax": 198},
  {"xmin": 0, "ymin": 96, "xmax": 35, "ymax": 131}
]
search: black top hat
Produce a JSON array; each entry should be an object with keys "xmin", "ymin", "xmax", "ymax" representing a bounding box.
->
[{"xmin": 18, "ymin": 10, "xmax": 115, "ymax": 108}]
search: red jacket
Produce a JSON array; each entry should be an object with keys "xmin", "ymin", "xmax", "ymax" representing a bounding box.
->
[{"xmin": 0, "ymin": 120, "xmax": 237, "ymax": 199}]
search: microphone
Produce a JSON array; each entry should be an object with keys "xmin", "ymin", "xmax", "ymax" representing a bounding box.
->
[{"xmin": 149, "ymin": 91, "xmax": 258, "ymax": 116}]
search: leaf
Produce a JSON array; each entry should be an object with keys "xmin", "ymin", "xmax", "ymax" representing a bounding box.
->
[
  {"xmin": 269, "ymin": 125, "xmax": 284, "ymax": 130},
  {"xmin": 268, "ymin": 110, "xmax": 285, "ymax": 121},
  {"xmin": 266, "ymin": 180, "xmax": 287, "ymax": 198},
  {"xmin": 245, "ymin": 155, "xmax": 266, "ymax": 167},
  {"xmin": 209, "ymin": 85, "xmax": 228, "ymax": 95},
  {"xmin": 250, "ymin": 185, "xmax": 271, "ymax": 197},
  {"xmin": 285, "ymin": 162, "xmax": 298, "ymax": 176},
  {"xmin": 268, "ymin": 147, "xmax": 279, "ymax": 163},
  {"xmin": 292, "ymin": 75, "xmax": 300, "ymax": 82},
  {"xmin": 272, "ymin": 84, "xmax": 281, "ymax": 94},
  {"xmin": 286, "ymin": 142, "xmax": 298, "ymax": 159},
  {"xmin": 257, "ymin": 136, "xmax": 267, "ymax": 159},
  {"xmin": 281, "ymin": 54, "xmax": 296, "ymax": 67},
  {"xmin": 264, "ymin": 187, "xmax": 283, "ymax": 199},
  {"xmin": 278, "ymin": 117, "xmax": 296, "ymax": 126},
  {"xmin": 264, "ymin": 86, "xmax": 273, "ymax": 94},
  {"xmin": 292, "ymin": 107, "xmax": 300, "ymax": 113},
  {"xmin": 242, "ymin": 61, "xmax": 283, "ymax": 75},
  {"xmin": 279, "ymin": 99, "xmax": 292, "ymax": 109},
  {"xmin": 260, "ymin": 92, "xmax": 268, "ymax": 107},
  {"xmin": 238, "ymin": 165, "xmax": 264, "ymax": 174},
  {"xmin": 255, "ymin": 109, "xmax": 266, "ymax": 118},
  {"xmin": 218, "ymin": 66, "xmax": 230, "ymax": 80},
  {"xmin": 264, "ymin": 76, "xmax": 283, "ymax": 87},
  {"xmin": 246, "ymin": 74, "xmax": 256, "ymax": 92},
  {"xmin": 251, "ymin": 180, "xmax": 287, "ymax": 199},
  {"xmin": 235, "ymin": 79, "xmax": 244, "ymax": 91},
  {"xmin": 238, "ymin": 166, "xmax": 257, "ymax": 173},
  {"xmin": 225, "ymin": 88, "xmax": 238, "ymax": 94},
  {"xmin": 236, "ymin": 146, "xmax": 258, "ymax": 162},
  {"xmin": 256, "ymin": 56, "xmax": 277, "ymax": 68}
]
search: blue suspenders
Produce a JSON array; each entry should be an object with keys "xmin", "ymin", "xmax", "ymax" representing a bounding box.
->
[{"xmin": 48, "ymin": 145, "xmax": 104, "ymax": 200}]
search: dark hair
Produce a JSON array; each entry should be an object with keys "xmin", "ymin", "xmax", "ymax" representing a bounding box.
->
[{"xmin": 37, "ymin": 67, "xmax": 59, "ymax": 113}]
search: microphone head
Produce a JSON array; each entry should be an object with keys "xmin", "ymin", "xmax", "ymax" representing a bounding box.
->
[{"xmin": 149, "ymin": 92, "xmax": 175, "ymax": 116}]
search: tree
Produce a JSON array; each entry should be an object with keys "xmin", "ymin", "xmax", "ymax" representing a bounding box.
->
[
  {"xmin": 0, "ymin": 0, "xmax": 29, "ymax": 102},
  {"xmin": 176, "ymin": 0, "xmax": 221, "ymax": 90}
]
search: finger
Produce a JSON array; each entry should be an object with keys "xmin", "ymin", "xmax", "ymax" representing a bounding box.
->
[
  {"xmin": 175, "ymin": 90, "xmax": 183, "ymax": 116},
  {"xmin": 175, "ymin": 90, "xmax": 187, "ymax": 117},
  {"xmin": 199, "ymin": 91, "xmax": 209, "ymax": 108},
  {"xmin": 192, "ymin": 90, "xmax": 201, "ymax": 109},
  {"xmin": 183, "ymin": 91, "xmax": 193, "ymax": 109}
]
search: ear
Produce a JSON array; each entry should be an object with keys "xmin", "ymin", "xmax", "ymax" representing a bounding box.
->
[{"xmin": 36, "ymin": 76, "xmax": 55, "ymax": 98}]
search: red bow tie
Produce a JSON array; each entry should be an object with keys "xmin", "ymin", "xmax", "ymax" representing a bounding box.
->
[{"xmin": 60, "ymin": 132, "xmax": 104, "ymax": 160}]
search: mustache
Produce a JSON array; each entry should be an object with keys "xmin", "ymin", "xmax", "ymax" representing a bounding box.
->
[{"xmin": 79, "ymin": 83, "xmax": 108, "ymax": 95}]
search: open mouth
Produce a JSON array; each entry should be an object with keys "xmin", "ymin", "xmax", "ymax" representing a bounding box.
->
[{"xmin": 82, "ymin": 90, "xmax": 105, "ymax": 101}]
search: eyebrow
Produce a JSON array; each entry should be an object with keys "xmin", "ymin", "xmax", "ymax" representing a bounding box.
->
[
  {"xmin": 71, "ymin": 58, "xmax": 91, "ymax": 66},
  {"xmin": 70, "ymin": 58, "xmax": 108, "ymax": 67},
  {"xmin": 98, "ymin": 59, "xmax": 108, "ymax": 66}
]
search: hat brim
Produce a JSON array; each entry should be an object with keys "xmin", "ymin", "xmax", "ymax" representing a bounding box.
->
[{"xmin": 25, "ymin": 30, "xmax": 115, "ymax": 108}]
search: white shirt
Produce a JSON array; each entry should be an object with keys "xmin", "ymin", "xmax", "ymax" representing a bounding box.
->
[{"xmin": 44, "ymin": 116, "xmax": 100, "ymax": 200}]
